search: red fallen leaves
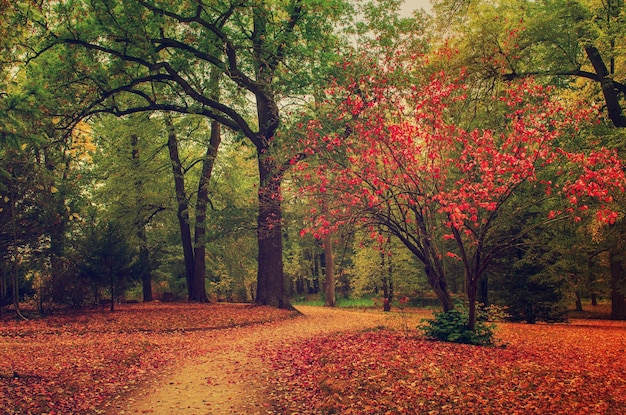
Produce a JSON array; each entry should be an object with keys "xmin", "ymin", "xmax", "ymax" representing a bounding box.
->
[
  {"xmin": 0, "ymin": 303, "xmax": 293, "ymax": 415},
  {"xmin": 266, "ymin": 320, "xmax": 626, "ymax": 415}
]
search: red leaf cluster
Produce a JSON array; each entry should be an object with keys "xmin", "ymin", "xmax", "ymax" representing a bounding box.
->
[
  {"xmin": 266, "ymin": 321, "xmax": 626, "ymax": 414},
  {"xmin": 0, "ymin": 303, "xmax": 292, "ymax": 414},
  {"xmin": 297, "ymin": 56, "xmax": 626, "ymax": 242}
]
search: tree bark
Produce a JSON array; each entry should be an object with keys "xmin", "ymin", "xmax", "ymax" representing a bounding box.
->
[
  {"xmin": 610, "ymin": 247, "xmax": 626, "ymax": 319},
  {"xmin": 255, "ymin": 156, "xmax": 291, "ymax": 308},
  {"xmin": 466, "ymin": 275, "xmax": 479, "ymax": 331},
  {"xmin": 165, "ymin": 115, "xmax": 195, "ymax": 300},
  {"xmin": 584, "ymin": 45, "xmax": 626, "ymax": 128},
  {"xmin": 191, "ymin": 121, "xmax": 221, "ymax": 303},
  {"xmin": 249, "ymin": 7, "xmax": 295, "ymax": 310},
  {"xmin": 575, "ymin": 291, "xmax": 583, "ymax": 312}
]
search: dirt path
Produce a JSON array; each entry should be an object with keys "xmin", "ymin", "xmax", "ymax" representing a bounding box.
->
[{"xmin": 113, "ymin": 306, "xmax": 399, "ymax": 415}]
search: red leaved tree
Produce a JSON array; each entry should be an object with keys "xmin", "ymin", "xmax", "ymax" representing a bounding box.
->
[{"xmin": 297, "ymin": 53, "xmax": 626, "ymax": 330}]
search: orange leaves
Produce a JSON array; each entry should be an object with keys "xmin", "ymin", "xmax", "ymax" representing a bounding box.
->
[
  {"xmin": 0, "ymin": 303, "xmax": 293, "ymax": 414},
  {"xmin": 266, "ymin": 320, "xmax": 626, "ymax": 414}
]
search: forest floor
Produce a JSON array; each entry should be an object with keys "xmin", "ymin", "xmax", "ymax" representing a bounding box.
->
[
  {"xmin": 2, "ymin": 302, "xmax": 625, "ymax": 414},
  {"xmin": 111, "ymin": 305, "xmax": 407, "ymax": 415}
]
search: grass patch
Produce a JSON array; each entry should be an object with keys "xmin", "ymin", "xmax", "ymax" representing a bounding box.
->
[{"xmin": 292, "ymin": 296, "xmax": 376, "ymax": 308}]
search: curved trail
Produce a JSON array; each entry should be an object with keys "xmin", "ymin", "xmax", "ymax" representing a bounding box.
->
[{"xmin": 113, "ymin": 306, "xmax": 397, "ymax": 415}]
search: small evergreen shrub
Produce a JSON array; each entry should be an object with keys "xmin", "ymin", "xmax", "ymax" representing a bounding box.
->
[{"xmin": 419, "ymin": 307, "xmax": 495, "ymax": 346}]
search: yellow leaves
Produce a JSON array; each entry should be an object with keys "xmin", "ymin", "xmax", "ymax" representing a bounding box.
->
[{"xmin": 69, "ymin": 120, "xmax": 96, "ymax": 162}]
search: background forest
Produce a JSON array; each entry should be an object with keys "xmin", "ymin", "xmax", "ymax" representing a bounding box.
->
[{"xmin": 1, "ymin": 0, "xmax": 625, "ymax": 326}]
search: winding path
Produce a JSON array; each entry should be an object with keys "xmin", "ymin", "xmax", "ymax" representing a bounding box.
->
[{"xmin": 113, "ymin": 306, "xmax": 398, "ymax": 415}]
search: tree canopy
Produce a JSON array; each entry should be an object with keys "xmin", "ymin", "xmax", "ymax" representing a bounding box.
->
[{"xmin": 2, "ymin": 0, "xmax": 626, "ymax": 328}]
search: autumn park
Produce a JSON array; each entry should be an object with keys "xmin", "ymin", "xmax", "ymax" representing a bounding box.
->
[{"xmin": 1, "ymin": 0, "xmax": 626, "ymax": 414}]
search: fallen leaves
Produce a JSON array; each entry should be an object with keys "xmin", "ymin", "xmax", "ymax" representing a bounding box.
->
[
  {"xmin": 0, "ymin": 302, "xmax": 294, "ymax": 414},
  {"xmin": 265, "ymin": 319, "xmax": 626, "ymax": 415},
  {"xmin": 3, "ymin": 304, "xmax": 625, "ymax": 415}
]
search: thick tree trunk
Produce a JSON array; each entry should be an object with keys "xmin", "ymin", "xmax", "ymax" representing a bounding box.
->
[
  {"xmin": 610, "ymin": 248, "xmax": 626, "ymax": 319},
  {"xmin": 584, "ymin": 45, "xmax": 626, "ymax": 128},
  {"xmin": 254, "ymin": 157, "xmax": 291, "ymax": 309},
  {"xmin": 251, "ymin": 36, "xmax": 292, "ymax": 309},
  {"xmin": 165, "ymin": 116, "xmax": 195, "ymax": 300}
]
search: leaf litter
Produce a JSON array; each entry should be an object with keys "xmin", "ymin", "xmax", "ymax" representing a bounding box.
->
[{"xmin": 2, "ymin": 303, "xmax": 625, "ymax": 415}]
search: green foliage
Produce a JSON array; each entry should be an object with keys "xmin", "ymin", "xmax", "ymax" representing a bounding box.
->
[
  {"xmin": 77, "ymin": 220, "xmax": 135, "ymax": 302},
  {"xmin": 420, "ymin": 306, "xmax": 495, "ymax": 346},
  {"xmin": 349, "ymin": 233, "xmax": 429, "ymax": 298},
  {"xmin": 498, "ymin": 271, "xmax": 569, "ymax": 324},
  {"xmin": 490, "ymin": 227, "xmax": 571, "ymax": 324}
]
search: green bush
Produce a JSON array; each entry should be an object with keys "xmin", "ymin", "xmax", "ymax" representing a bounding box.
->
[{"xmin": 419, "ymin": 307, "xmax": 495, "ymax": 346}]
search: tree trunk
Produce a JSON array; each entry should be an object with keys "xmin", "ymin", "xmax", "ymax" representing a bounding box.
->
[
  {"xmin": 424, "ymin": 264, "xmax": 454, "ymax": 312},
  {"xmin": 255, "ymin": 157, "xmax": 291, "ymax": 309},
  {"xmin": 191, "ymin": 121, "xmax": 221, "ymax": 303},
  {"xmin": 610, "ymin": 248, "xmax": 626, "ymax": 319},
  {"xmin": 382, "ymin": 275, "xmax": 391, "ymax": 312},
  {"xmin": 478, "ymin": 274, "xmax": 488, "ymax": 305},
  {"xmin": 575, "ymin": 291, "xmax": 583, "ymax": 312},
  {"xmin": 323, "ymin": 232, "xmax": 335, "ymax": 307},
  {"xmin": 466, "ymin": 276, "xmax": 479, "ymax": 331},
  {"xmin": 165, "ymin": 116, "xmax": 195, "ymax": 300},
  {"xmin": 394, "ymin": 226, "xmax": 454, "ymax": 312},
  {"xmin": 584, "ymin": 45, "xmax": 626, "ymax": 128},
  {"xmin": 250, "ymin": 9, "xmax": 294, "ymax": 310}
]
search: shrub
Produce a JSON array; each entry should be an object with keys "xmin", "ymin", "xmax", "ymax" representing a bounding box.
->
[{"xmin": 419, "ymin": 306, "xmax": 495, "ymax": 346}]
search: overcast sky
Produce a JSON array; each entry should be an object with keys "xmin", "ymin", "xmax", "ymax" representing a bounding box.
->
[{"xmin": 400, "ymin": 0, "xmax": 433, "ymax": 15}]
